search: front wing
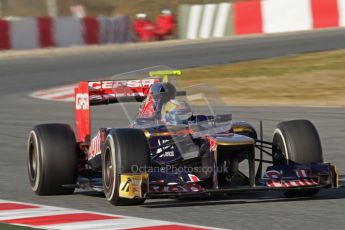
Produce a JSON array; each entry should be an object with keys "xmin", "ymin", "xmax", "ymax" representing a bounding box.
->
[{"xmin": 117, "ymin": 163, "xmax": 343, "ymax": 199}]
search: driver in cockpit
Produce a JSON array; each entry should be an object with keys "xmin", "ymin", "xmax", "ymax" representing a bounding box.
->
[
  {"xmin": 161, "ymin": 99, "xmax": 192, "ymax": 125},
  {"xmin": 136, "ymin": 82, "xmax": 198, "ymax": 126}
]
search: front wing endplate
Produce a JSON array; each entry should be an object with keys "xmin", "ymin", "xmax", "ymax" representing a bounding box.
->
[{"xmin": 119, "ymin": 173, "xmax": 149, "ymax": 199}]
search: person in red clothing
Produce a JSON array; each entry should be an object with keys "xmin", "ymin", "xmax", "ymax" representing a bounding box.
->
[
  {"xmin": 133, "ymin": 13, "xmax": 156, "ymax": 42},
  {"xmin": 155, "ymin": 9, "xmax": 176, "ymax": 40}
]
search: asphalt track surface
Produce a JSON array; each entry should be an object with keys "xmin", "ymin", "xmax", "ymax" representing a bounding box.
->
[{"xmin": 1, "ymin": 29, "xmax": 345, "ymax": 230}]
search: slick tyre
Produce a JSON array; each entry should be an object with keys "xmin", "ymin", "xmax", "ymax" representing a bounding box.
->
[
  {"xmin": 27, "ymin": 124, "xmax": 78, "ymax": 195},
  {"xmin": 272, "ymin": 120, "xmax": 323, "ymax": 197},
  {"xmin": 102, "ymin": 129, "xmax": 150, "ymax": 206}
]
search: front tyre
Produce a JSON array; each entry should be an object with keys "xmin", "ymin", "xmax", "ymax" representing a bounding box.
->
[
  {"xmin": 27, "ymin": 124, "xmax": 78, "ymax": 195},
  {"xmin": 272, "ymin": 120, "xmax": 323, "ymax": 197},
  {"xmin": 102, "ymin": 129, "xmax": 150, "ymax": 206}
]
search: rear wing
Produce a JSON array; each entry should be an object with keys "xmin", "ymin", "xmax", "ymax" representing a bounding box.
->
[
  {"xmin": 149, "ymin": 70, "xmax": 181, "ymax": 82},
  {"xmin": 74, "ymin": 79, "xmax": 161, "ymax": 143}
]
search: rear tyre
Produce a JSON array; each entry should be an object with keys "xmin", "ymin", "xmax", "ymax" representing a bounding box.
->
[
  {"xmin": 27, "ymin": 124, "xmax": 78, "ymax": 195},
  {"xmin": 272, "ymin": 120, "xmax": 323, "ymax": 197},
  {"xmin": 102, "ymin": 129, "xmax": 150, "ymax": 206}
]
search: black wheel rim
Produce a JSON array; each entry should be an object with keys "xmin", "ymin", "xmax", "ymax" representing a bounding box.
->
[
  {"xmin": 28, "ymin": 142, "xmax": 38, "ymax": 182},
  {"xmin": 104, "ymin": 147, "xmax": 114, "ymax": 191},
  {"xmin": 272, "ymin": 134, "xmax": 287, "ymax": 165}
]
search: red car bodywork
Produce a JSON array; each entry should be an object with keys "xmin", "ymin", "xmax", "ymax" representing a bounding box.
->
[{"xmin": 74, "ymin": 79, "xmax": 160, "ymax": 143}]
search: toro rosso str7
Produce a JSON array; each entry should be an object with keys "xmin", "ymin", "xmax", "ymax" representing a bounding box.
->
[{"xmin": 27, "ymin": 68, "xmax": 344, "ymax": 206}]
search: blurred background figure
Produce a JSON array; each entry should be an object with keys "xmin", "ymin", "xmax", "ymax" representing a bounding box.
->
[
  {"xmin": 133, "ymin": 13, "xmax": 156, "ymax": 42},
  {"xmin": 70, "ymin": 4, "xmax": 86, "ymax": 18},
  {"xmin": 155, "ymin": 9, "xmax": 175, "ymax": 40}
]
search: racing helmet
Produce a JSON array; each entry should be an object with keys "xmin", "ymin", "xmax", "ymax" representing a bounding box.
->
[
  {"xmin": 136, "ymin": 13, "xmax": 147, "ymax": 19},
  {"xmin": 161, "ymin": 99, "xmax": 192, "ymax": 125},
  {"xmin": 161, "ymin": 9, "xmax": 172, "ymax": 15}
]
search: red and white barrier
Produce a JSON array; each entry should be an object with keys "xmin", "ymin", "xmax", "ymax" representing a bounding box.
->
[
  {"xmin": 339, "ymin": 0, "xmax": 345, "ymax": 26},
  {"xmin": 263, "ymin": 0, "xmax": 345, "ymax": 31},
  {"xmin": 0, "ymin": 16, "xmax": 133, "ymax": 50},
  {"xmin": 83, "ymin": 17, "xmax": 100, "ymax": 45},
  {"xmin": 38, "ymin": 17, "xmax": 55, "ymax": 47},
  {"xmin": 180, "ymin": 0, "xmax": 345, "ymax": 39},
  {"xmin": 233, "ymin": 0, "xmax": 263, "ymax": 35},
  {"xmin": 10, "ymin": 18, "xmax": 39, "ymax": 49},
  {"xmin": 262, "ymin": 0, "xmax": 313, "ymax": 33},
  {"xmin": 311, "ymin": 0, "xmax": 340, "ymax": 28},
  {"xmin": 2, "ymin": 1, "xmax": 345, "ymax": 49},
  {"xmin": 0, "ymin": 19, "xmax": 10, "ymax": 49},
  {"xmin": 55, "ymin": 17, "xmax": 83, "ymax": 47}
]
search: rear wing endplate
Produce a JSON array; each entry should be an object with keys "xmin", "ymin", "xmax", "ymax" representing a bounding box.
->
[{"xmin": 74, "ymin": 79, "xmax": 160, "ymax": 143}]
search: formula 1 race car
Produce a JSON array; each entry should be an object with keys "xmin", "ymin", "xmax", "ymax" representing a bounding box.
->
[{"xmin": 27, "ymin": 67, "xmax": 344, "ymax": 206}]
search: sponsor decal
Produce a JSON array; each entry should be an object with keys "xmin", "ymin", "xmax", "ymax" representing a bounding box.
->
[
  {"xmin": 188, "ymin": 174, "xmax": 200, "ymax": 182},
  {"xmin": 149, "ymin": 183, "xmax": 203, "ymax": 193},
  {"xmin": 295, "ymin": 168, "xmax": 308, "ymax": 178},
  {"xmin": 75, "ymin": 93, "xmax": 89, "ymax": 110},
  {"xmin": 266, "ymin": 179, "xmax": 318, "ymax": 188},
  {"xmin": 138, "ymin": 94, "xmax": 155, "ymax": 118},
  {"xmin": 157, "ymin": 139, "xmax": 175, "ymax": 157},
  {"xmin": 88, "ymin": 79, "xmax": 161, "ymax": 99},
  {"xmin": 208, "ymin": 137, "xmax": 217, "ymax": 151},
  {"xmin": 264, "ymin": 170, "xmax": 281, "ymax": 179},
  {"xmin": 119, "ymin": 174, "xmax": 148, "ymax": 199},
  {"xmin": 88, "ymin": 79, "xmax": 159, "ymax": 90},
  {"xmin": 88, "ymin": 132, "xmax": 101, "ymax": 160},
  {"xmin": 121, "ymin": 179, "xmax": 131, "ymax": 192}
]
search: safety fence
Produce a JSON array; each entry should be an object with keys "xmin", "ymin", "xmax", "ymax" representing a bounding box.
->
[
  {"xmin": 1, "ymin": 0, "xmax": 345, "ymax": 50},
  {"xmin": 179, "ymin": 0, "xmax": 345, "ymax": 39},
  {"xmin": 0, "ymin": 16, "xmax": 133, "ymax": 50}
]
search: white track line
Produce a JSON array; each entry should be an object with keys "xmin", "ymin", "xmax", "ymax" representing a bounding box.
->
[
  {"xmin": 0, "ymin": 208, "xmax": 78, "ymax": 220},
  {"xmin": 0, "ymin": 199, "xmax": 228, "ymax": 230},
  {"xmin": 46, "ymin": 218, "xmax": 168, "ymax": 230},
  {"xmin": 30, "ymin": 84, "xmax": 76, "ymax": 102}
]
